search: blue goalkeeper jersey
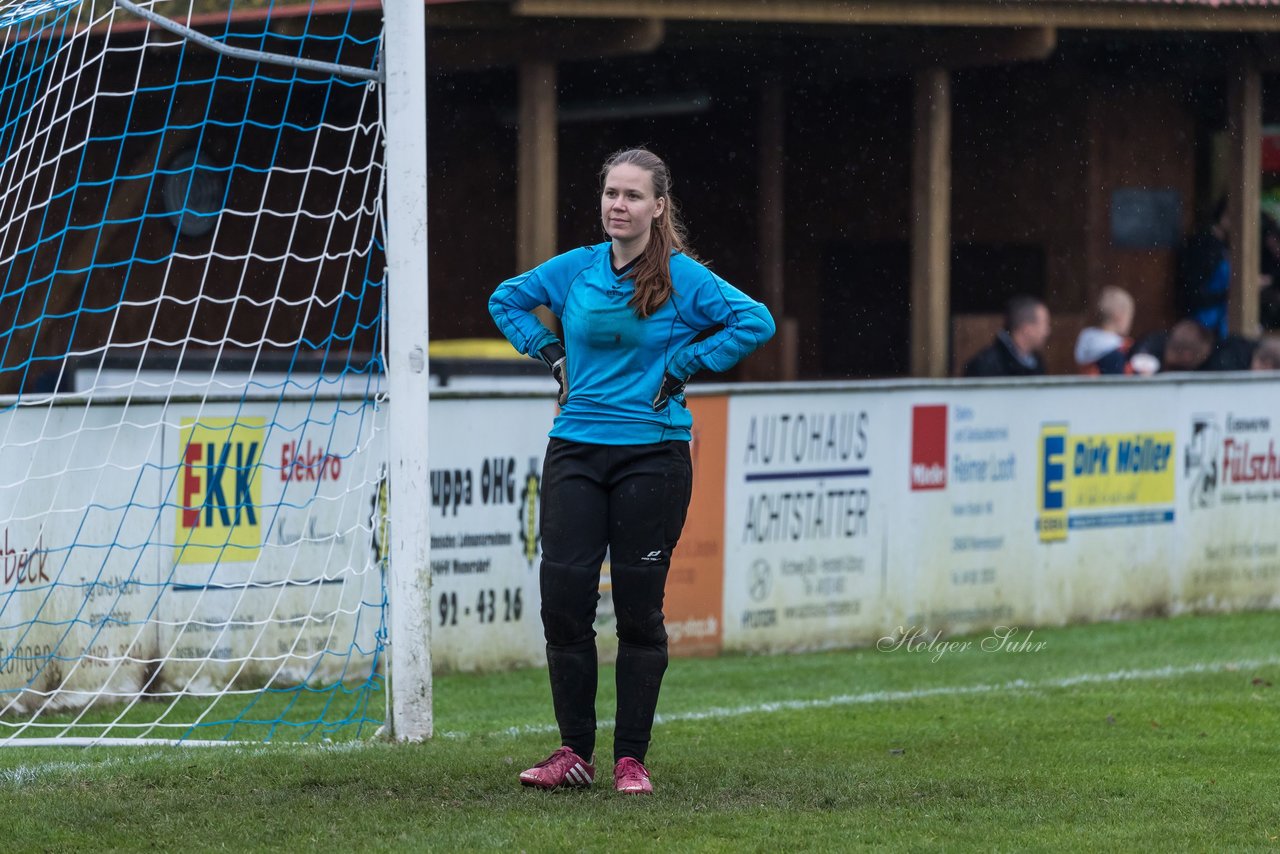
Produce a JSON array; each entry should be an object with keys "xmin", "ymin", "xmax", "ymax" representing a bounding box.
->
[{"xmin": 489, "ymin": 243, "xmax": 775, "ymax": 445}]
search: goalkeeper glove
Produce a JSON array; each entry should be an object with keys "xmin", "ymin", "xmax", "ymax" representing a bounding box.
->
[
  {"xmin": 651, "ymin": 371, "xmax": 686, "ymax": 412},
  {"xmin": 539, "ymin": 343, "xmax": 568, "ymax": 406}
]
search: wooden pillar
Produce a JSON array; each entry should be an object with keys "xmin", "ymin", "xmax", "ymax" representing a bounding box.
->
[
  {"xmin": 517, "ymin": 60, "xmax": 558, "ymax": 271},
  {"xmin": 1228, "ymin": 60, "xmax": 1262, "ymax": 337},
  {"xmin": 910, "ymin": 68, "xmax": 951, "ymax": 378},
  {"xmin": 756, "ymin": 79, "xmax": 798, "ymax": 380}
]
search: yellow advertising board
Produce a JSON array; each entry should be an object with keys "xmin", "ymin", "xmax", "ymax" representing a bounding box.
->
[
  {"xmin": 174, "ymin": 417, "xmax": 266, "ymax": 564},
  {"xmin": 1037, "ymin": 424, "xmax": 1175, "ymax": 542}
]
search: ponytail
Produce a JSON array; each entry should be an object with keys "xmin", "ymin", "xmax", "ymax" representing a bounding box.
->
[{"xmin": 599, "ymin": 148, "xmax": 698, "ymax": 319}]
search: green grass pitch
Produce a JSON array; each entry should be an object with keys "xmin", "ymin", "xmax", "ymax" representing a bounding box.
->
[{"xmin": 3, "ymin": 611, "xmax": 1279, "ymax": 851}]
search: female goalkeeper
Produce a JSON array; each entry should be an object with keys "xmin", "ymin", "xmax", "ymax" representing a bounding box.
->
[{"xmin": 489, "ymin": 147, "xmax": 775, "ymax": 795}]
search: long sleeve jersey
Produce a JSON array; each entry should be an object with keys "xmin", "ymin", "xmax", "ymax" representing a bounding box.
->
[{"xmin": 489, "ymin": 243, "xmax": 775, "ymax": 445}]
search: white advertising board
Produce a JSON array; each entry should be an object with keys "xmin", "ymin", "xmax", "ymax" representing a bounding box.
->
[
  {"xmin": 891, "ymin": 393, "xmax": 1035, "ymax": 637},
  {"xmin": 1022, "ymin": 384, "xmax": 1180, "ymax": 624},
  {"xmin": 157, "ymin": 400, "xmax": 387, "ymax": 690},
  {"xmin": 721, "ymin": 392, "xmax": 889, "ymax": 652},
  {"xmin": 720, "ymin": 377, "xmax": 1280, "ymax": 652},
  {"xmin": 1173, "ymin": 386, "xmax": 1280, "ymax": 612},
  {"xmin": 0, "ymin": 404, "xmax": 167, "ymax": 710},
  {"xmin": 425, "ymin": 396, "xmax": 554, "ymax": 671}
]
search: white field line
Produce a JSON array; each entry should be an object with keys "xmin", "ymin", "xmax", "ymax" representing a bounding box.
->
[
  {"xmin": 0, "ymin": 741, "xmax": 367, "ymax": 787},
  {"xmin": 439, "ymin": 655, "xmax": 1280, "ymax": 739},
  {"xmin": 2, "ymin": 656, "xmax": 1276, "ymax": 784}
]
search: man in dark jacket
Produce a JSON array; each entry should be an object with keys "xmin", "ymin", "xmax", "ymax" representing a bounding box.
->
[
  {"xmin": 1132, "ymin": 319, "xmax": 1256, "ymax": 373},
  {"xmin": 964, "ymin": 296, "xmax": 1051, "ymax": 377}
]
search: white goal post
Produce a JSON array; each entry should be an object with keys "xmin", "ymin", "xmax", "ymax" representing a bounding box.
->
[{"xmin": 382, "ymin": 0, "xmax": 432, "ymax": 743}]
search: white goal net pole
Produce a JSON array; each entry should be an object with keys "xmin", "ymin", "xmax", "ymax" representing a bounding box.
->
[{"xmin": 382, "ymin": 0, "xmax": 432, "ymax": 741}]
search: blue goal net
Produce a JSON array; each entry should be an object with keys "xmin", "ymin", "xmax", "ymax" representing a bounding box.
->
[{"xmin": 0, "ymin": 0, "xmax": 392, "ymax": 743}]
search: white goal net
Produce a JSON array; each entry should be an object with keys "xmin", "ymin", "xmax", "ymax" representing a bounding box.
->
[{"xmin": 0, "ymin": 0, "xmax": 427, "ymax": 744}]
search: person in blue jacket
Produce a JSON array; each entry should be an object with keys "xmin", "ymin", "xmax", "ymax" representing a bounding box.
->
[{"xmin": 489, "ymin": 147, "xmax": 775, "ymax": 795}]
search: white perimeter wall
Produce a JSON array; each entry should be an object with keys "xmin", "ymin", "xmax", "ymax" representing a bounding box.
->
[
  {"xmin": 426, "ymin": 376, "xmax": 1280, "ymax": 667},
  {"xmin": 3, "ymin": 375, "xmax": 1278, "ymax": 697}
]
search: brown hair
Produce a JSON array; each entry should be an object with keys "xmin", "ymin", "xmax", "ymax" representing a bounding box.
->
[
  {"xmin": 1004, "ymin": 295, "xmax": 1046, "ymax": 333},
  {"xmin": 599, "ymin": 148, "xmax": 697, "ymax": 318}
]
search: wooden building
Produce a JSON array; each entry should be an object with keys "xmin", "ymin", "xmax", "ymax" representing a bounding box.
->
[
  {"xmin": 3, "ymin": 0, "xmax": 1278, "ymax": 394},
  {"xmin": 424, "ymin": 0, "xmax": 1280, "ymax": 378}
]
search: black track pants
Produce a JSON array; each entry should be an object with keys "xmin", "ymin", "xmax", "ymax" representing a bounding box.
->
[{"xmin": 538, "ymin": 436, "xmax": 693, "ymax": 764}]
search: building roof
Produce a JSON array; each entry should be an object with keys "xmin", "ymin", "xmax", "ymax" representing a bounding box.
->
[
  {"xmin": 1074, "ymin": 0, "xmax": 1280, "ymax": 4},
  {"xmin": 502, "ymin": 0, "xmax": 1280, "ymax": 31},
  {"xmin": 1070, "ymin": 0, "xmax": 1280, "ymax": 5},
  {"xmin": 99, "ymin": 0, "xmax": 1280, "ymax": 34}
]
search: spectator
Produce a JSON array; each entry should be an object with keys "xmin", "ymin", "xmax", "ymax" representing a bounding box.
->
[
  {"xmin": 1074, "ymin": 286, "xmax": 1144, "ymax": 375},
  {"xmin": 1177, "ymin": 199, "xmax": 1230, "ymax": 340},
  {"xmin": 1261, "ymin": 213, "xmax": 1280, "ymax": 288},
  {"xmin": 1262, "ymin": 285, "xmax": 1280, "ymax": 333},
  {"xmin": 1251, "ymin": 335, "xmax": 1280, "ymax": 371},
  {"xmin": 1260, "ymin": 213, "xmax": 1280, "ymax": 331},
  {"xmin": 1133, "ymin": 319, "xmax": 1255, "ymax": 373},
  {"xmin": 963, "ymin": 296, "xmax": 1050, "ymax": 377}
]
